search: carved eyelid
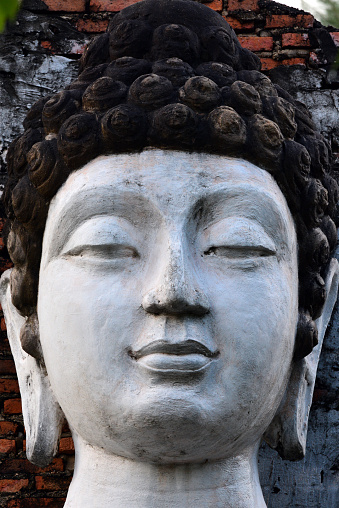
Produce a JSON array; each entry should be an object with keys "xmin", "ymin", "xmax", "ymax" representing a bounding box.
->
[
  {"xmin": 60, "ymin": 216, "xmax": 139, "ymax": 257},
  {"xmin": 201, "ymin": 217, "xmax": 277, "ymax": 254}
]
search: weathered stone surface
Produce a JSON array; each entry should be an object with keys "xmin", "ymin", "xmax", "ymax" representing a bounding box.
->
[
  {"xmin": 259, "ymin": 296, "xmax": 339, "ymax": 507},
  {"xmin": 0, "ymin": 8, "xmax": 85, "ymax": 177}
]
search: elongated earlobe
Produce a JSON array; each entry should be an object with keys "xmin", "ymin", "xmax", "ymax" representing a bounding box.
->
[
  {"xmin": 264, "ymin": 258, "xmax": 339, "ymax": 460},
  {"xmin": 0, "ymin": 270, "xmax": 64, "ymax": 467}
]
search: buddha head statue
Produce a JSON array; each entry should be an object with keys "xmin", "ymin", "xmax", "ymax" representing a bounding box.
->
[{"xmin": 1, "ymin": 0, "xmax": 338, "ymax": 506}]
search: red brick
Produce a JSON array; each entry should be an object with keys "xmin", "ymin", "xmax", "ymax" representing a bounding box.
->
[
  {"xmin": 90, "ymin": 0, "xmax": 143, "ymax": 12},
  {"xmin": 0, "ymin": 478, "xmax": 28, "ymax": 493},
  {"xmin": 35, "ymin": 475, "xmax": 71, "ymax": 490},
  {"xmin": 228, "ymin": 0, "xmax": 259, "ymax": 11},
  {"xmin": 238, "ymin": 36, "xmax": 273, "ymax": 52},
  {"xmin": 260, "ymin": 58, "xmax": 279, "ymax": 70},
  {"xmin": 7, "ymin": 500, "xmax": 66, "ymax": 508},
  {"xmin": 331, "ymin": 32, "xmax": 339, "ymax": 47},
  {"xmin": 202, "ymin": 0, "xmax": 222, "ymax": 10},
  {"xmin": 265, "ymin": 14, "xmax": 314, "ymax": 29},
  {"xmin": 282, "ymin": 33, "xmax": 310, "ymax": 48},
  {"xmin": 0, "ymin": 438, "xmax": 16, "ymax": 453},
  {"xmin": 1, "ymin": 317, "xmax": 7, "ymax": 331},
  {"xmin": 4, "ymin": 398, "xmax": 22, "ymax": 414},
  {"xmin": 90, "ymin": 0, "xmax": 222, "ymax": 11},
  {"xmin": 281, "ymin": 57, "xmax": 306, "ymax": 66},
  {"xmin": 0, "ymin": 378, "xmax": 19, "ymax": 393},
  {"xmin": 260, "ymin": 56, "xmax": 306, "ymax": 70},
  {"xmin": 0, "ymin": 359, "xmax": 16, "ymax": 374},
  {"xmin": 0, "ymin": 458, "xmax": 64, "ymax": 474},
  {"xmin": 76, "ymin": 18, "xmax": 109, "ymax": 33},
  {"xmin": 0, "ymin": 421, "xmax": 18, "ymax": 436},
  {"xmin": 58, "ymin": 437, "xmax": 75, "ymax": 454},
  {"xmin": 225, "ymin": 16, "xmax": 254, "ymax": 31},
  {"xmin": 43, "ymin": 0, "xmax": 86, "ymax": 11}
]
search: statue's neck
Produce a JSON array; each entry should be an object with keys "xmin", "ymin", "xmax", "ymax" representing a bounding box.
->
[{"xmin": 64, "ymin": 433, "xmax": 266, "ymax": 508}]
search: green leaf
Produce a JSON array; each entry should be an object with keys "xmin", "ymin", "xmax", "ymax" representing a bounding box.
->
[{"xmin": 0, "ymin": 0, "xmax": 20, "ymax": 33}]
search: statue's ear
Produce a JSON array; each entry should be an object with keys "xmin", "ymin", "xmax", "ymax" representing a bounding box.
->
[
  {"xmin": 264, "ymin": 258, "xmax": 339, "ymax": 460},
  {"xmin": 0, "ymin": 269, "xmax": 64, "ymax": 467}
]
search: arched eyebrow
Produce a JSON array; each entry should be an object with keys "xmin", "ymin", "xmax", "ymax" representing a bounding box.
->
[
  {"xmin": 42, "ymin": 188, "xmax": 161, "ymax": 263},
  {"xmin": 188, "ymin": 185, "xmax": 295, "ymax": 251},
  {"xmin": 42, "ymin": 178, "xmax": 296, "ymax": 266}
]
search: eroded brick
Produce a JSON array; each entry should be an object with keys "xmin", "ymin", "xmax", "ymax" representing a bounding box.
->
[
  {"xmin": 0, "ymin": 438, "xmax": 16, "ymax": 454},
  {"xmin": 43, "ymin": 0, "xmax": 86, "ymax": 11},
  {"xmin": 76, "ymin": 18, "xmax": 109, "ymax": 33},
  {"xmin": 228, "ymin": 0, "xmax": 259, "ymax": 11},
  {"xmin": 238, "ymin": 36, "xmax": 273, "ymax": 51},
  {"xmin": 0, "ymin": 458, "xmax": 64, "ymax": 474},
  {"xmin": 59, "ymin": 437, "xmax": 75, "ymax": 454},
  {"xmin": 7, "ymin": 498, "xmax": 66, "ymax": 508},
  {"xmin": 0, "ymin": 478, "xmax": 28, "ymax": 493},
  {"xmin": 35, "ymin": 475, "xmax": 71, "ymax": 491},
  {"xmin": 4, "ymin": 398, "xmax": 22, "ymax": 415},
  {"xmin": 225, "ymin": 16, "xmax": 254, "ymax": 31},
  {"xmin": 90, "ymin": 0, "xmax": 143, "ymax": 11},
  {"xmin": 0, "ymin": 359, "xmax": 16, "ymax": 375},
  {"xmin": 0, "ymin": 378, "xmax": 19, "ymax": 394},
  {"xmin": 0, "ymin": 421, "xmax": 18, "ymax": 436},
  {"xmin": 265, "ymin": 14, "xmax": 314, "ymax": 29},
  {"xmin": 282, "ymin": 33, "xmax": 310, "ymax": 48}
]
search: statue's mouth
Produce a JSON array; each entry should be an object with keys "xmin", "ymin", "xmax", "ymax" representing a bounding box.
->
[
  {"xmin": 128, "ymin": 340, "xmax": 219, "ymax": 373},
  {"xmin": 129, "ymin": 340, "xmax": 219, "ymax": 359}
]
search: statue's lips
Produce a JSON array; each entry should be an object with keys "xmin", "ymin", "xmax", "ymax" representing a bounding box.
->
[{"xmin": 128, "ymin": 340, "xmax": 219, "ymax": 372}]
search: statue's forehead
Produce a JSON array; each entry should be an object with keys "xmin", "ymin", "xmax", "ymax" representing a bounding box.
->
[{"xmin": 57, "ymin": 149, "xmax": 284, "ymax": 200}]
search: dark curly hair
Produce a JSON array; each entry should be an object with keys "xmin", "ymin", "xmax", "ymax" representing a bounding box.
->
[{"xmin": 2, "ymin": 0, "xmax": 338, "ymax": 361}]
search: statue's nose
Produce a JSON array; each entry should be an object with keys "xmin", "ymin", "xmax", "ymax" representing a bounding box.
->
[{"xmin": 142, "ymin": 236, "xmax": 210, "ymax": 317}]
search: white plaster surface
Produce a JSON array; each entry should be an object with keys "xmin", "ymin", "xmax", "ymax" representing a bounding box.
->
[
  {"xmin": 1, "ymin": 150, "xmax": 337, "ymax": 507},
  {"xmin": 38, "ymin": 151, "xmax": 298, "ymax": 506}
]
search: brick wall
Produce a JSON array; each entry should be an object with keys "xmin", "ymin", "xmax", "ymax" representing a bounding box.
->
[
  {"xmin": 0, "ymin": 1, "xmax": 338, "ymax": 506},
  {"xmin": 23, "ymin": 0, "xmax": 339, "ymax": 70}
]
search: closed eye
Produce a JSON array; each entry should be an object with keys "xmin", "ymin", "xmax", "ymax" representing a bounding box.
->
[
  {"xmin": 63, "ymin": 244, "xmax": 139, "ymax": 259},
  {"xmin": 204, "ymin": 245, "xmax": 276, "ymax": 258}
]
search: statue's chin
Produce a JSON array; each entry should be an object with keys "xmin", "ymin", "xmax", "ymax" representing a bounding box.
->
[{"xmin": 70, "ymin": 394, "xmax": 267, "ymax": 464}]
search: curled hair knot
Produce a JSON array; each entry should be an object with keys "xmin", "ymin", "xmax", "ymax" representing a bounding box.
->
[
  {"xmin": 222, "ymin": 80, "xmax": 261, "ymax": 117},
  {"xmin": 58, "ymin": 113, "xmax": 100, "ymax": 170},
  {"xmin": 151, "ymin": 24, "xmax": 200, "ymax": 64},
  {"xmin": 82, "ymin": 77, "xmax": 128, "ymax": 112},
  {"xmin": 151, "ymin": 103, "xmax": 199, "ymax": 147},
  {"xmin": 109, "ymin": 20, "xmax": 152, "ymax": 60},
  {"xmin": 208, "ymin": 106, "xmax": 246, "ymax": 151},
  {"xmin": 196, "ymin": 62, "xmax": 237, "ymax": 88},
  {"xmin": 128, "ymin": 73, "xmax": 175, "ymax": 110},
  {"xmin": 42, "ymin": 90, "xmax": 81, "ymax": 134},
  {"xmin": 101, "ymin": 104, "xmax": 148, "ymax": 151},
  {"xmin": 179, "ymin": 76, "xmax": 221, "ymax": 112},
  {"xmin": 152, "ymin": 58, "xmax": 195, "ymax": 87},
  {"xmin": 105, "ymin": 57, "xmax": 151, "ymax": 85}
]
